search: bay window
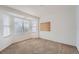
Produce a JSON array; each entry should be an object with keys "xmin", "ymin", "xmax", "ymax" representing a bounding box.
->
[{"xmin": 0, "ymin": 13, "xmax": 30, "ymax": 37}]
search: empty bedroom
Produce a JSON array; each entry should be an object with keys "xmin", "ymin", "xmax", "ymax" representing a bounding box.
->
[{"xmin": 0, "ymin": 5, "xmax": 79, "ymax": 54}]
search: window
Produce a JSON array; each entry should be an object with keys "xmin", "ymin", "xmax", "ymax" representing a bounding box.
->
[
  {"xmin": 14, "ymin": 17, "xmax": 23, "ymax": 34},
  {"xmin": 1, "ymin": 13, "xmax": 31, "ymax": 37},
  {"xmin": 2, "ymin": 15, "xmax": 10, "ymax": 37},
  {"xmin": 14, "ymin": 17, "xmax": 30, "ymax": 34},
  {"xmin": 32, "ymin": 20, "xmax": 37, "ymax": 32},
  {"xmin": 24, "ymin": 21, "xmax": 30, "ymax": 32}
]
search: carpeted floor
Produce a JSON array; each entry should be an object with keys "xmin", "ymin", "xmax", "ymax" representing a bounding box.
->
[{"xmin": 0, "ymin": 38, "xmax": 78, "ymax": 54}]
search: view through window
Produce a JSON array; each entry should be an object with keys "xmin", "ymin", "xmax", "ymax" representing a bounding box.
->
[{"xmin": 1, "ymin": 13, "xmax": 30, "ymax": 37}]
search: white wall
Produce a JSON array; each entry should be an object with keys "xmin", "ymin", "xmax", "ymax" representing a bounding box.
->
[
  {"xmin": 40, "ymin": 6, "xmax": 76, "ymax": 46},
  {"xmin": 76, "ymin": 6, "xmax": 79, "ymax": 51},
  {"xmin": 0, "ymin": 32, "xmax": 31, "ymax": 51}
]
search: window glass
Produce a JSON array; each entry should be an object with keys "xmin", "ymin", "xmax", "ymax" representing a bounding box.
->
[
  {"xmin": 32, "ymin": 20, "xmax": 37, "ymax": 32},
  {"xmin": 1, "ymin": 13, "xmax": 31, "ymax": 37},
  {"xmin": 2, "ymin": 15, "xmax": 10, "ymax": 37},
  {"xmin": 3, "ymin": 15, "xmax": 10, "ymax": 26},
  {"xmin": 24, "ymin": 21, "xmax": 30, "ymax": 32},
  {"xmin": 14, "ymin": 17, "xmax": 23, "ymax": 34},
  {"xmin": 3, "ymin": 27, "xmax": 10, "ymax": 37}
]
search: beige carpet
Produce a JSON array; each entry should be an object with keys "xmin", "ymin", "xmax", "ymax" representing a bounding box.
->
[{"xmin": 0, "ymin": 38, "xmax": 78, "ymax": 54}]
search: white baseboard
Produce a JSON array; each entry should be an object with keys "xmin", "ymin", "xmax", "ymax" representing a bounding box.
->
[
  {"xmin": 0, "ymin": 38, "xmax": 30, "ymax": 51},
  {"xmin": 0, "ymin": 42, "xmax": 12, "ymax": 52},
  {"xmin": 40, "ymin": 37, "xmax": 75, "ymax": 46}
]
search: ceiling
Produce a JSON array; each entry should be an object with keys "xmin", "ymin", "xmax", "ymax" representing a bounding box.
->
[{"xmin": 7, "ymin": 5, "xmax": 76, "ymax": 18}]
